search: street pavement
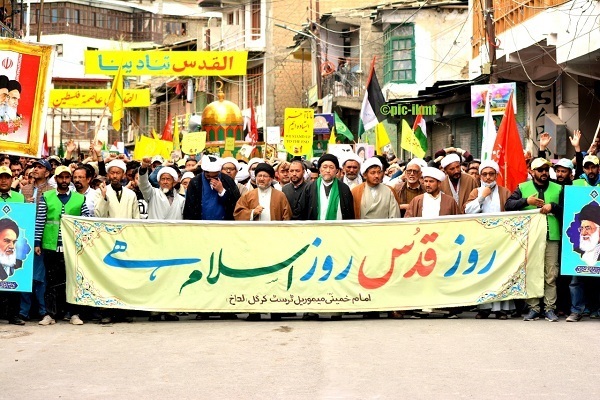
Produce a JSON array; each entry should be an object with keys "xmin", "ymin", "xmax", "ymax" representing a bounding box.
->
[{"xmin": 1, "ymin": 312, "xmax": 599, "ymax": 399}]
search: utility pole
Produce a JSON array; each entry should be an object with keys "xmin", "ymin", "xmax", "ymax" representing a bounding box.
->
[
  {"xmin": 36, "ymin": 0, "xmax": 43, "ymax": 42},
  {"xmin": 485, "ymin": 0, "xmax": 497, "ymax": 83},
  {"xmin": 313, "ymin": 0, "xmax": 322, "ymax": 99}
]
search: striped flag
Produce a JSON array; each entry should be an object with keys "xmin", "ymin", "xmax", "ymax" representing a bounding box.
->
[
  {"xmin": 359, "ymin": 57, "xmax": 392, "ymax": 155},
  {"xmin": 412, "ymin": 114, "xmax": 428, "ymax": 155}
]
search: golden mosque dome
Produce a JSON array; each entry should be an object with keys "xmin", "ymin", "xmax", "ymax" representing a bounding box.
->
[{"xmin": 201, "ymin": 83, "xmax": 243, "ymax": 127}]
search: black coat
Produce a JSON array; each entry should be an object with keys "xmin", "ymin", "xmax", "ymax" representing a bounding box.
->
[
  {"xmin": 302, "ymin": 179, "xmax": 354, "ymax": 220},
  {"xmin": 183, "ymin": 173, "xmax": 241, "ymax": 220}
]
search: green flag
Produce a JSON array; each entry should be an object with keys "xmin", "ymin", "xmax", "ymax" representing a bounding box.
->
[{"xmin": 334, "ymin": 112, "xmax": 354, "ymax": 141}]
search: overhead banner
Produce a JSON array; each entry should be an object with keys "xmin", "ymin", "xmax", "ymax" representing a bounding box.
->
[
  {"xmin": 84, "ymin": 50, "xmax": 248, "ymax": 76},
  {"xmin": 0, "ymin": 203, "xmax": 35, "ymax": 292},
  {"xmin": 50, "ymin": 89, "xmax": 151, "ymax": 108},
  {"xmin": 62, "ymin": 211, "xmax": 546, "ymax": 312},
  {"xmin": 0, "ymin": 39, "xmax": 53, "ymax": 158},
  {"xmin": 561, "ymin": 186, "xmax": 600, "ymax": 276}
]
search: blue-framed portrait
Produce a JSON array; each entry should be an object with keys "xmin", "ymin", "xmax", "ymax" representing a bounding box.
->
[{"xmin": 0, "ymin": 202, "xmax": 35, "ymax": 291}]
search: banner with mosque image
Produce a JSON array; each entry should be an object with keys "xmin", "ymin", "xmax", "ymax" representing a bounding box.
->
[
  {"xmin": 62, "ymin": 211, "xmax": 546, "ymax": 312},
  {"xmin": 0, "ymin": 39, "xmax": 54, "ymax": 157},
  {"xmin": 561, "ymin": 186, "xmax": 600, "ymax": 276},
  {"xmin": 0, "ymin": 203, "xmax": 35, "ymax": 292}
]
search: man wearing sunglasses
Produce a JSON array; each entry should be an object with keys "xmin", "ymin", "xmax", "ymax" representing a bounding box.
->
[{"xmin": 505, "ymin": 158, "xmax": 564, "ymax": 322}]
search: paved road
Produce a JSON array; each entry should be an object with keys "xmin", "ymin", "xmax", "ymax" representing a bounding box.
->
[{"xmin": 1, "ymin": 313, "xmax": 598, "ymax": 399}]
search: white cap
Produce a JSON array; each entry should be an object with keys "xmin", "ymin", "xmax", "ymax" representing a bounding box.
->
[
  {"xmin": 421, "ymin": 166, "xmax": 446, "ymax": 182},
  {"xmin": 106, "ymin": 159, "xmax": 127, "ymax": 173},
  {"xmin": 181, "ymin": 171, "xmax": 195, "ymax": 181},
  {"xmin": 554, "ymin": 158, "xmax": 574, "ymax": 170},
  {"xmin": 342, "ymin": 153, "xmax": 363, "ymax": 167},
  {"xmin": 247, "ymin": 158, "xmax": 264, "ymax": 169},
  {"xmin": 479, "ymin": 160, "xmax": 499, "ymax": 174},
  {"xmin": 151, "ymin": 155, "xmax": 165, "ymax": 165},
  {"xmin": 200, "ymin": 155, "xmax": 222, "ymax": 172},
  {"xmin": 407, "ymin": 158, "xmax": 427, "ymax": 169},
  {"xmin": 157, "ymin": 166, "xmax": 178, "ymax": 182},
  {"xmin": 360, "ymin": 157, "xmax": 383, "ymax": 175},
  {"xmin": 221, "ymin": 157, "xmax": 240, "ymax": 171},
  {"xmin": 440, "ymin": 153, "xmax": 461, "ymax": 169},
  {"xmin": 236, "ymin": 164, "xmax": 250, "ymax": 182}
]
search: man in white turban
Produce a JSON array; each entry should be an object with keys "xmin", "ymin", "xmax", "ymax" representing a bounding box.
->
[
  {"xmin": 439, "ymin": 153, "xmax": 478, "ymax": 211},
  {"xmin": 404, "ymin": 167, "xmax": 461, "ymax": 218}
]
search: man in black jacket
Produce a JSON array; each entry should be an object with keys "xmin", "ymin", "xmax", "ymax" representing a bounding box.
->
[
  {"xmin": 183, "ymin": 155, "xmax": 240, "ymax": 221},
  {"xmin": 302, "ymin": 154, "xmax": 354, "ymax": 221}
]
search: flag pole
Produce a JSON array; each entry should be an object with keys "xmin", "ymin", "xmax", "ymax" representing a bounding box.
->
[
  {"xmin": 588, "ymin": 119, "xmax": 600, "ymax": 153},
  {"xmin": 92, "ymin": 106, "xmax": 109, "ymax": 146}
]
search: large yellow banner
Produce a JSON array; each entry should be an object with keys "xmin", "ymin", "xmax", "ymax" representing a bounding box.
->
[
  {"xmin": 84, "ymin": 50, "xmax": 248, "ymax": 76},
  {"xmin": 50, "ymin": 89, "xmax": 150, "ymax": 108},
  {"xmin": 62, "ymin": 211, "xmax": 546, "ymax": 312}
]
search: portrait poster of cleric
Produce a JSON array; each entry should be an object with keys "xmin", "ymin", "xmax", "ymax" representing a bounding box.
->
[
  {"xmin": 0, "ymin": 202, "xmax": 35, "ymax": 292},
  {"xmin": 0, "ymin": 39, "xmax": 53, "ymax": 157},
  {"xmin": 561, "ymin": 186, "xmax": 600, "ymax": 275}
]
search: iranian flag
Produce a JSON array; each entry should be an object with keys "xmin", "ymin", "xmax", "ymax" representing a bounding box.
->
[{"xmin": 412, "ymin": 114, "xmax": 428, "ymax": 155}]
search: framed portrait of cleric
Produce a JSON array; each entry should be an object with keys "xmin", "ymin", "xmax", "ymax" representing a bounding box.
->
[
  {"xmin": 0, "ymin": 39, "xmax": 54, "ymax": 158},
  {"xmin": 561, "ymin": 186, "xmax": 600, "ymax": 276},
  {"xmin": 0, "ymin": 203, "xmax": 35, "ymax": 292},
  {"xmin": 354, "ymin": 144, "xmax": 374, "ymax": 162}
]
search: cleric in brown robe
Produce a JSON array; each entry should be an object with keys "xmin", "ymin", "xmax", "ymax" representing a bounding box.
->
[
  {"xmin": 234, "ymin": 163, "xmax": 291, "ymax": 221},
  {"xmin": 439, "ymin": 153, "xmax": 478, "ymax": 211},
  {"xmin": 404, "ymin": 166, "xmax": 462, "ymax": 218}
]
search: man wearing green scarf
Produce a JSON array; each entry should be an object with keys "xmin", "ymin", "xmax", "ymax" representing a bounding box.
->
[
  {"xmin": 302, "ymin": 154, "xmax": 354, "ymax": 221},
  {"xmin": 300, "ymin": 154, "xmax": 354, "ymax": 321}
]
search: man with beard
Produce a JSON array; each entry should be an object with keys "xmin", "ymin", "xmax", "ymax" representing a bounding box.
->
[
  {"xmin": 393, "ymin": 158, "xmax": 426, "ymax": 217},
  {"xmin": 553, "ymin": 159, "xmax": 574, "ymax": 186},
  {"xmin": 439, "ymin": 153, "xmax": 478, "ymax": 211},
  {"xmin": 341, "ymin": 154, "xmax": 363, "ymax": 190},
  {"xmin": 94, "ymin": 159, "xmax": 140, "ymax": 219},
  {"xmin": 234, "ymin": 163, "xmax": 291, "ymax": 221},
  {"xmin": 574, "ymin": 155, "xmax": 599, "ymax": 188},
  {"xmin": 139, "ymin": 158, "xmax": 185, "ymax": 220},
  {"xmin": 352, "ymin": 157, "xmax": 400, "ymax": 219},
  {"xmin": 245, "ymin": 158, "xmax": 264, "ymax": 191},
  {"xmin": 566, "ymin": 203, "xmax": 600, "ymax": 322},
  {"xmin": 282, "ymin": 159, "xmax": 308, "ymax": 220},
  {"xmin": 35, "ymin": 166, "xmax": 91, "ymax": 326},
  {"xmin": 404, "ymin": 167, "xmax": 461, "ymax": 218},
  {"xmin": 300, "ymin": 154, "xmax": 354, "ymax": 320},
  {"xmin": 275, "ymin": 161, "xmax": 291, "ymax": 187},
  {"xmin": 464, "ymin": 160, "xmax": 514, "ymax": 319},
  {"xmin": 0, "ymin": 218, "xmax": 25, "ymax": 325},
  {"xmin": 72, "ymin": 165, "xmax": 95, "ymax": 215},
  {"xmin": 19, "ymin": 159, "xmax": 53, "ymax": 323},
  {"xmin": 183, "ymin": 155, "xmax": 240, "ymax": 221},
  {"xmin": 506, "ymin": 158, "xmax": 564, "ymax": 322}
]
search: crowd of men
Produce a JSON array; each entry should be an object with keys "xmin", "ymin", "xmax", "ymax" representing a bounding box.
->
[{"xmin": 0, "ymin": 130, "xmax": 599, "ymax": 325}]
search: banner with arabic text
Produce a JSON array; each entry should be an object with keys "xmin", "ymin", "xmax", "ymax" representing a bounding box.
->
[
  {"xmin": 84, "ymin": 50, "xmax": 248, "ymax": 76},
  {"xmin": 62, "ymin": 211, "xmax": 546, "ymax": 312},
  {"xmin": 50, "ymin": 89, "xmax": 150, "ymax": 108}
]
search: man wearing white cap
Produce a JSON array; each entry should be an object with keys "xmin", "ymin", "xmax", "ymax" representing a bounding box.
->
[
  {"xmin": 221, "ymin": 157, "xmax": 248, "ymax": 196},
  {"xmin": 341, "ymin": 153, "xmax": 363, "ymax": 190},
  {"xmin": 183, "ymin": 155, "xmax": 240, "ymax": 221},
  {"xmin": 553, "ymin": 158, "xmax": 574, "ymax": 186},
  {"xmin": 139, "ymin": 157, "xmax": 185, "ymax": 220},
  {"xmin": 95, "ymin": 159, "xmax": 140, "ymax": 219},
  {"xmin": 351, "ymin": 157, "xmax": 400, "ymax": 219},
  {"xmin": 505, "ymin": 157, "xmax": 564, "ymax": 322},
  {"xmin": 404, "ymin": 167, "xmax": 461, "ymax": 218},
  {"xmin": 245, "ymin": 158, "xmax": 264, "ymax": 191},
  {"xmin": 393, "ymin": 158, "xmax": 426, "ymax": 217},
  {"xmin": 439, "ymin": 153, "xmax": 478, "ymax": 211},
  {"xmin": 464, "ymin": 160, "xmax": 511, "ymax": 215},
  {"xmin": 464, "ymin": 160, "xmax": 514, "ymax": 319}
]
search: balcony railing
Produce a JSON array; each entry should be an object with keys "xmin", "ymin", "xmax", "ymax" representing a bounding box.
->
[{"xmin": 322, "ymin": 70, "xmax": 362, "ymax": 99}]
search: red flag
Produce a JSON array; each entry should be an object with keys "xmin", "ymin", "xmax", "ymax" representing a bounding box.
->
[
  {"xmin": 491, "ymin": 92, "xmax": 528, "ymax": 192},
  {"xmin": 249, "ymin": 97, "xmax": 258, "ymax": 144},
  {"xmin": 42, "ymin": 131, "xmax": 49, "ymax": 157},
  {"xmin": 162, "ymin": 114, "xmax": 173, "ymax": 141}
]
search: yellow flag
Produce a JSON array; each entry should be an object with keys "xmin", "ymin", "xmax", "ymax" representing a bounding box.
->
[
  {"xmin": 328, "ymin": 126, "xmax": 336, "ymax": 145},
  {"xmin": 107, "ymin": 66, "xmax": 124, "ymax": 131},
  {"xmin": 375, "ymin": 122, "xmax": 391, "ymax": 155},
  {"xmin": 173, "ymin": 117, "xmax": 180, "ymax": 151},
  {"xmin": 151, "ymin": 128, "xmax": 159, "ymax": 140},
  {"xmin": 400, "ymin": 119, "xmax": 426, "ymax": 158}
]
